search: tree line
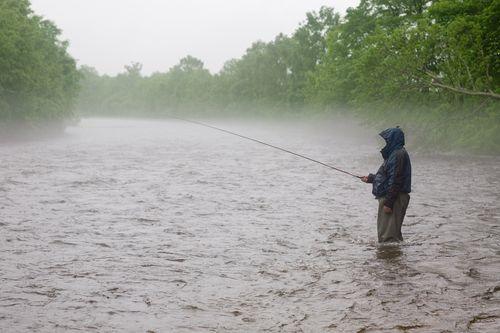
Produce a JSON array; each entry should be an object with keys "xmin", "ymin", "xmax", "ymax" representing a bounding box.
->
[
  {"xmin": 0, "ymin": 0, "xmax": 79, "ymax": 124},
  {"xmin": 77, "ymin": 6, "xmax": 341, "ymax": 116}
]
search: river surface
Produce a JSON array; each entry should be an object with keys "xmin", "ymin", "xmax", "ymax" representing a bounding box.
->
[{"xmin": 1, "ymin": 118, "xmax": 499, "ymax": 332}]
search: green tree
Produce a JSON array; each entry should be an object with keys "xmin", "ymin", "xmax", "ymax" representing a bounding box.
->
[
  {"xmin": 0, "ymin": 0, "xmax": 79, "ymax": 124},
  {"xmin": 307, "ymin": 0, "xmax": 499, "ymax": 151}
]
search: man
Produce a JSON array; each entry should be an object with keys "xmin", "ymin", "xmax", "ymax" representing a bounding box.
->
[{"xmin": 361, "ymin": 127, "xmax": 412, "ymax": 243}]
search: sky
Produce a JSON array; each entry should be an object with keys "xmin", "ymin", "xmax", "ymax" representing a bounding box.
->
[{"xmin": 30, "ymin": 0, "xmax": 360, "ymax": 75}]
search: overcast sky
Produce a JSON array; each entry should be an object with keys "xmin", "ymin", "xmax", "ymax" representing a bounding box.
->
[{"xmin": 30, "ymin": 0, "xmax": 360, "ymax": 75}]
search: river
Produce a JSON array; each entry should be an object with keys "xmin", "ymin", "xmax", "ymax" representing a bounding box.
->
[{"xmin": 1, "ymin": 117, "xmax": 499, "ymax": 332}]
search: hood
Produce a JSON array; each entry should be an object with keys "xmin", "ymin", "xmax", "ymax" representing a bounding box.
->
[{"xmin": 380, "ymin": 127, "xmax": 405, "ymax": 159}]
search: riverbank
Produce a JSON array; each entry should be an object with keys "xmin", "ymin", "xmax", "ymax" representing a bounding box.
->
[{"xmin": 0, "ymin": 120, "xmax": 69, "ymax": 143}]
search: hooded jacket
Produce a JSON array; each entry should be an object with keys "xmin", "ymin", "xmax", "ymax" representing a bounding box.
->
[{"xmin": 367, "ymin": 127, "xmax": 412, "ymax": 208}]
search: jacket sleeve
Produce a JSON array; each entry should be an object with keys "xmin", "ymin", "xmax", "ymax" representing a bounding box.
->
[{"xmin": 384, "ymin": 150, "xmax": 405, "ymax": 209}]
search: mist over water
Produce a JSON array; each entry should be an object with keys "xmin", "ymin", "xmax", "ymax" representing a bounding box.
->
[{"xmin": 1, "ymin": 118, "xmax": 499, "ymax": 332}]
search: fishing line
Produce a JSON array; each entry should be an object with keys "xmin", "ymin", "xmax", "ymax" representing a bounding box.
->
[{"xmin": 171, "ymin": 117, "xmax": 362, "ymax": 179}]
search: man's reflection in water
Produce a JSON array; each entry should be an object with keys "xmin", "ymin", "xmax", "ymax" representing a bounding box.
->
[
  {"xmin": 376, "ymin": 243, "xmax": 403, "ymax": 261},
  {"xmin": 374, "ymin": 243, "xmax": 410, "ymax": 287}
]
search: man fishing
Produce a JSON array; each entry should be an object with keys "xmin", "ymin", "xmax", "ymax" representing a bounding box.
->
[{"xmin": 361, "ymin": 127, "xmax": 412, "ymax": 243}]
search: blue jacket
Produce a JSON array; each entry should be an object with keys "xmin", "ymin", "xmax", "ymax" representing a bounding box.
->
[{"xmin": 368, "ymin": 127, "xmax": 412, "ymax": 208}]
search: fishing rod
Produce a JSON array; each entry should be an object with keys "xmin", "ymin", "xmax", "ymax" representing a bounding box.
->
[{"xmin": 171, "ymin": 117, "xmax": 362, "ymax": 179}]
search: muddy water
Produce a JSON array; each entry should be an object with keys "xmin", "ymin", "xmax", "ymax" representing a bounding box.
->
[{"xmin": 0, "ymin": 118, "xmax": 499, "ymax": 333}]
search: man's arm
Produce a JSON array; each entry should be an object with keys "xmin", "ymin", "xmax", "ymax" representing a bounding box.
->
[{"xmin": 384, "ymin": 150, "xmax": 406, "ymax": 209}]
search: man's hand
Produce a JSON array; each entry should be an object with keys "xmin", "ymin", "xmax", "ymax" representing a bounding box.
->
[
  {"xmin": 361, "ymin": 176, "xmax": 369, "ymax": 183},
  {"xmin": 383, "ymin": 206, "xmax": 393, "ymax": 214}
]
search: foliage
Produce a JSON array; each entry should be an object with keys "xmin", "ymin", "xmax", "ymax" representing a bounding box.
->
[
  {"xmin": 77, "ymin": 56, "xmax": 214, "ymax": 116},
  {"xmin": 0, "ymin": 0, "xmax": 79, "ymax": 123},
  {"xmin": 307, "ymin": 0, "xmax": 500, "ymax": 152}
]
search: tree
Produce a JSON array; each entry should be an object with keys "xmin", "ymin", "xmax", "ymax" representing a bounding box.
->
[{"xmin": 0, "ymin": 0, "xmax": 79, "ymax": 123}]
